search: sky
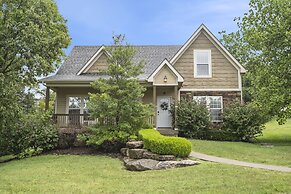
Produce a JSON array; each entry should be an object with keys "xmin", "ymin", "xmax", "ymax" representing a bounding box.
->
[{"xmin": 55, "ymin": 0, "xmax": 250, "ymax": 54}]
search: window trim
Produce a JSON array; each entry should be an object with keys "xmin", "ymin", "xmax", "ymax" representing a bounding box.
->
[
  {"xmin": 193, "ymin": 49, "xmax": 212, "ymax": 78},
  {"xmin": 193, "ymin": 96, "xmax": 223, "ymax": 122},
  {"xmin": 66, "ymin": 95, "xmax": 89, "ymax": 114}
]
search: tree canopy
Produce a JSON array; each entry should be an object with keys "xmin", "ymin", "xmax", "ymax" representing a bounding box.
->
[
  {"xmin": 0, "ymin": 0, "xmax": 70, "ymax": 84},
  {"xmin": 220, "ymin": 0, "xmax": 290, "ymax": 123},
  {"xmin": 82, "ymin": 35, "xmax": 152, "ymax": 148},
  {"xmin": 0, "ymin": 0, "xmax": 70, "ymax": 155}
]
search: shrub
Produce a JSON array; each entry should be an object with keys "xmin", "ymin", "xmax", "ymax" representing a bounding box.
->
[
  {"xmin": 172, "ymin": 99, "xmax": 211, "ymax": 138},
  {"xmin": 58, "ymin": 128, "xmax": 87, "ymax": 149},
  {"xmin": 78, "ymin": 126, "xmax": 131, "ymax": 153},
  {"xmin": 222, "ymin": 102, "xmax": 267, "ymax": 141},
  {"xmin": 139, "ymin": 129, "xmax": 192, "ymax": 158},
  {"xmin": 5, "ymin": 112, "xmax": 59, "ymax": 158}
]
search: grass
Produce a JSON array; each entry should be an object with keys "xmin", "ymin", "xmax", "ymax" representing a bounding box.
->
[
  {"xmin": 191, "ymin": 119, "xmax": 291, "ymax": 166},
  {"xmin": 1, "ymin": 119, "xmax": 290, "ymax": 193},
  {"xmin": 0, "ymin": 155, "xmax": 15, "ymax": 163},
  {"xmin": 1, "ymin": 155, "xmax": 291, "ymax": 194}
]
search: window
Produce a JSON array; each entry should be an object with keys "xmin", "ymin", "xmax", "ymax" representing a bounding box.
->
[
  {"xmin": 194, "ymin": 50, "xmax": 212, "ymax": 78},
  {"xmin": 67, "ymin": 96, "xmax": 89, "ymax": 114},
  {"xmin": 67, "ymin": 96, "xmax": 90, "ymax": 125},
  {"xmin": 193, "ymin": 96, "xmax": 223, "ymax": 122},
  {"xmin": 68, "ymin": 97, "xmax": 82, "ymax": 125},
  {"xmin": 68, "ymin": 97, "xmax": 81, "ymax": 114},
  {"xmin": 83, "ymin": 96, "xmax": 89, "ymax": 115}
]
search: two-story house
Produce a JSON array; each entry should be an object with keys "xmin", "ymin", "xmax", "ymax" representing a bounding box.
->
[{"xmin": 41, "ymin": 24, "xmax": 246, "ymax": 129}]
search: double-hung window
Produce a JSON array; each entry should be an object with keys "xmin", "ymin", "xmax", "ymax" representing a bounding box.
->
[
  {"xmin": 193, "ymin": 96, "xmax": 223, "ymax": 122},
  {"xmin": 194, "ymin": 50, "xmax": 212, "ymax": 78}
]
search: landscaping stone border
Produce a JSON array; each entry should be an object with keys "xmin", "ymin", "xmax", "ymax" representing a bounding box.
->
[{"xmin": 121, "ymin": 140, "xmax": 200, "ymax": 171}]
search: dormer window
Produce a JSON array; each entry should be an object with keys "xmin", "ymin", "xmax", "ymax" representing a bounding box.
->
[{"xmin": 194, "ymin": 50, "xmax": 212, "ymax": 78}]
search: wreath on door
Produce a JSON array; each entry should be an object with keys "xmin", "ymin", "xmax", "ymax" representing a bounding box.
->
[{"xmin": 160, "ymin": 102, "xmax": 169, "ymax": 111}]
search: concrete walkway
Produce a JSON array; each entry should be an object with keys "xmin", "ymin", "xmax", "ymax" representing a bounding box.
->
[{"xmin": 190, "ymin": 151, "xmax": 291, "ymax": 172}]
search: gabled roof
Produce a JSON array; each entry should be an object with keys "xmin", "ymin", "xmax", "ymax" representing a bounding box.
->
[
  {"xmin": 170, "ymin": 24, "xmax": 246, "ymax": 73},
  {"xmin": 77, "ymin": 45, "xmax": 111, "ymax": 75},
  {"xmin": 41, "ymin": 45, "xmax": 181, "ymax": 82},
  {"xmin": 41, "ymin": 24, "xmax": 246, "ymax": 83},
  {"xmin": 147, "ymin": 59, "xmax": 184, "ymax": 82}
]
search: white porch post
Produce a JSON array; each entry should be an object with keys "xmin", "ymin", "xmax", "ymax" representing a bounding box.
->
[
  {"xmin": 45, "ymin": 87, "xmax": 50, "ymax": 111},
  {"xmin": 153, "ymin": 86, "xmax": 157, "ymax": 128}
]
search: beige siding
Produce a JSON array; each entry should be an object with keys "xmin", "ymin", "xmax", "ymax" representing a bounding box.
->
[
  {"xmin": 55, "ymin": 87, "xmax": 95, "ymax": 114},
  {"xmin": 153, "ymin": 65, "xmax": 178, "ymax": 85},
  {"xmin": 87, "ymin": 53, "xmax": 108, "ymax": 73},
  {"xmin": 56, "ymin": 91, "xmax": 66, "ymax": 114},
  {"xmin": 143, "ymin": 87, "xmax": 153, "ymax": 104},
  {"xmin": 56, "ymin": 86, "xmax": 176, "ymax": 113},
  {"xmin": 142, "ymin": 86, "xmax": 176, "ymax": 104},
  {"xmin": 174, "ymin": 30, "xmax": 239, "ymax": 89},
  {"xmin": 156, "ymin": 87, "xmax": 175, "ymax": 99}
]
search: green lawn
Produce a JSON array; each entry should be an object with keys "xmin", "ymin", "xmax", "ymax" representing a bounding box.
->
[
  {"xmin": 191, "ymin": 119, "xmax": 291, "ymax": 166},
  {"xmin": 1, "ymin": 155, "xmax": 291, "ymax": 194},
  {"xmin": 0, "ymin": 155, "xmax": 15, "ymax": 163}
]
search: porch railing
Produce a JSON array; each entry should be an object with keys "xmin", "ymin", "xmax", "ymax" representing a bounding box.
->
[{"xmin": 52, "ymin": 114, "xmax": 154, "ymax": 128}]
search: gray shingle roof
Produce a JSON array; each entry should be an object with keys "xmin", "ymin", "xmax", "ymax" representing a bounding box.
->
[{"xmin": 41, "ymin": 45, "xmax": 182, "ymax": 82}]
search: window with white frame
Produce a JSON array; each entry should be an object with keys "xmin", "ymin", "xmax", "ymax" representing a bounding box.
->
[
  {"xmin": 194, "ymin": 50, "xmax": 212, "ymax": 78},
  {"xmin": 68, "ymin": 96, "xmax": 89, "ymax": 115},
  {"xmin": 68, "ymin": 96, "xmax": 91, "ymax": 124},
  {"xmin": 68, "ymin": 97, "xmax": 81, "ymax": 115},
  {"xmin": 83, "ymin": 96, "xmax": 89, "ymax": 115},
  {"xmin": 193, "ymin": 96, "xmax": 223, "ymax": 122}
]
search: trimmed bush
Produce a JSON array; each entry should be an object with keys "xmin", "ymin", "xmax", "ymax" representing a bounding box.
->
[
  {"xmin": 222, "ymin": 102, "xmax": 267, "ymax": 141},
  {"xmin": 172, "ymin": 99, "xmax": 211, "ymax": 138},
  {"xmin": 139, "ymin": 129, "xmax": 192, "ymax": 158}
]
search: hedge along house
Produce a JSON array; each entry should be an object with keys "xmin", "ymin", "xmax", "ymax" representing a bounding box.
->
[{"xmin": 41, "ymin": 24, "xmax": 246, "ymax": 129}]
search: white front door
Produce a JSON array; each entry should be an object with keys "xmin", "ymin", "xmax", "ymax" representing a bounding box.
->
[{"xmin": 156, "ymin": 96, "xmax": 172, "ymax": 128}]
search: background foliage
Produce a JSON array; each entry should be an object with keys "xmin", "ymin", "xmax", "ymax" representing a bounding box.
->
[
  {"xmin": 0, "ymin": 0, "xmax": 70, "ymax": 156},
  {"xmin": 220, "ymin": 0, "xmax": 291, "ymax": 123}
]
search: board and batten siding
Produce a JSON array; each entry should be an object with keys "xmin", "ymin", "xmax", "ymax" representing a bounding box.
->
[
  {"xmin": 87, "ymin": 53, "xmax": 108, "ymax": 73},
  {"xmin": 174, "ymin": 30, "xmax": 239, "ymax": 89}
]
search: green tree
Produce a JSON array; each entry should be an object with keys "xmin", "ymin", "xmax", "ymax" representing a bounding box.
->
[
  {"xmin": 220, "ymin": 0, "xmax": 290, "ymax": 123},
  {"xmin": 37, "ymin": 88, "xmax": 56, "ymax": 114},
  {"xmin": 0, "ymin": 0, "xmax": 70, "ymax": 155},
  {"xmin": 83, "ymin": 35, "xmax": 152, "ymax": 149},
  {"xmin": 219, "ymin": 28, "xmax": 253, "ymax": 103}
]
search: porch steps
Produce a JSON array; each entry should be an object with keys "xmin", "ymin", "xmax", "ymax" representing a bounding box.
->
[{"xmin": 157, "ymin": 128, "xmax": 178, "ymax": 136}]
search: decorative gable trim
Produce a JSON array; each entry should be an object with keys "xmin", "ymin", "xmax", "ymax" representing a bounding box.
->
[
  {"xmin": 147, "ymin": 59, "xmax": 184, "ymax": 82},
  {"xmin": 77, "ymin": 46, "xmax": 110, "ymax": 75},
  {"xmin": 170, "ymin": 24, "xmax": 246, "ymax": 73}
]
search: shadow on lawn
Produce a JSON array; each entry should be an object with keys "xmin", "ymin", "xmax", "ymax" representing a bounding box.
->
[{"xmin": 0, "ymin": 147, "xmax": 122, "ymax": 164}]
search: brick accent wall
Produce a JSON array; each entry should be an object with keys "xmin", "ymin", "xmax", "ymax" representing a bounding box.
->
[{"xmin": 180, "ymin": 91, "xmax": 241, "ymax": 108}]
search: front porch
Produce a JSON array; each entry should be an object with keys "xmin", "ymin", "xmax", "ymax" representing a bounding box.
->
[
  {"xmin": 52, "ymin": 114, "xmax": 155, "ymax": 128},
  {"xmin": 51, "ymin": 113, "xmax": 177, "ymax": 136},
  {"xmin": 45, "ymin": 59, "xmax": 183, "ymax": 130},
  {"xmin": 47, "ymin": 84, "xmax": 180, "ymax": 130}
]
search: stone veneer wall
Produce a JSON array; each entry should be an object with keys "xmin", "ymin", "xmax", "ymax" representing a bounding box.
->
[{"xmin": 180, "ymin": 91, "xmax": 242, "ymax": 108}]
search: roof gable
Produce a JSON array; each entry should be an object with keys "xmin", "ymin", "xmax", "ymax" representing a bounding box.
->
[
  {"xmin": 170, "ymin": 24, "xmax": 246, "ymax": 73},
  {"xmin": 77, "ymin": 46, "xmax": 110, "ymax": 75},
  {"xmin": 147, "ymin": 59, "xmax": 184, "ymax": 82}
]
